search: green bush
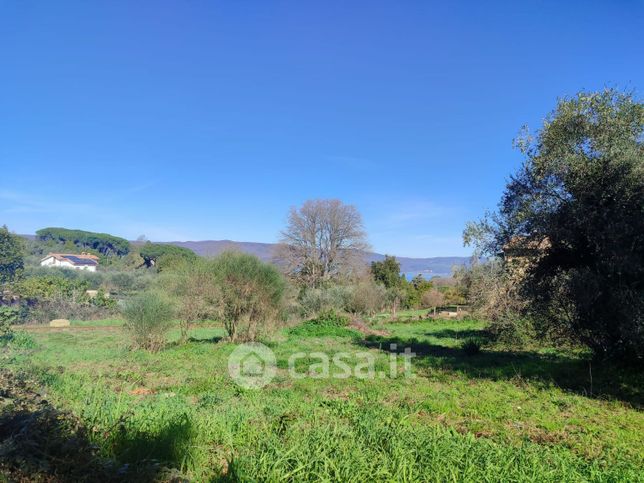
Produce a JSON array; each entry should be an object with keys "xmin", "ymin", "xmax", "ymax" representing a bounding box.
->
[
  {"xmin": 289, "ymin": 310, "xmax": 360, "ymax": 338},
  {"xmin": 122, "ymin": 292, "xmax": 175, "ymax": 352},
  {"xmin": 15, "ymin": 275, "xmax": 89, "ymax": 301},
  {"xmin": 4, "ymin": 330, "xmax": 36, "ymax": 348},
  {"xmin": 298, "ymin": 285, "xmax": 353, "ymax": 317},
  {"xmin": 0, "ymin": 308, "xmax": 34, "ymax": 347},
  {"xmin": 209, "ymin": 252, "xmax": 286, "ymax": 342},
  {"xmin": 0, "ymin": 306, "xmax": 19, "ymax": 339}
]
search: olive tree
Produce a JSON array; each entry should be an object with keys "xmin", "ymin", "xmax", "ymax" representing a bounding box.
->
[
  {"xmin": 276, "ymin": 199, "xmax": 369, "ymax": 287},
  {"xmin": 465, "ymin": 89, "xmax": 644, "ymax": 361}
]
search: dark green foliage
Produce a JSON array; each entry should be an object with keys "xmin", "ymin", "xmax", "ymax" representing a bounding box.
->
[
  {"xmin": 466, "ymin": 89, "xmax": 644, "ymax": 362},
  {"xmin": 0, "ymin": 225, "xmax": 24, "ymax": 284},
  {"xmin": 289, "ymin": 310, "xmax": 360, "ymax": 338},
  {"xmin": 122, "ymin": 292, "xmax": 175, "ymax": 351},
  {"xmin": 370, "ymin": 255, "xmax": 403, "ymax": 288},
  {"xmin": 14, "ymin": 275, "xmax": 90, "ymax": 301},
  {"xmin": 36, "ymin": 227, "xmax": 130, "ymax": 257},
  {"xmin": 406, "ymin": 274, "xmax": 433, "ymax": 308},
  {"xmin": 138, "ymin": 242, "xmax": 197, "ymax": 270},
  {"xmin": 0, "ymin": 306, "xmax": 18, "ymax": 339}
]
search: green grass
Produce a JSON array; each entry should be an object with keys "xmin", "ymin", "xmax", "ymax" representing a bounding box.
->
[
  {"xmin": 2, "ymin": 319, "xmax": 643, "ymax": 481},
  {"xmin": 70, "ymin": 317, "xmax": 125, "ymax": 327}
]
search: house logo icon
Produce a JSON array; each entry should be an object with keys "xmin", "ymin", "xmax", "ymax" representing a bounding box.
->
[{"xmin": 228, "ymin": 343, "xmax": 277, "ymax": 389}]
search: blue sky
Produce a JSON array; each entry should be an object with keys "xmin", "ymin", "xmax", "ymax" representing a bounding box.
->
[{"xmin": 1, "ymin": 1, "xmax": 642, "ymax": 257}]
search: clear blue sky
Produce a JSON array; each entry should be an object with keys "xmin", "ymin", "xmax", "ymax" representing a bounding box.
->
[{"xmin": 1, "ymin": 1, "xmax": 642, "ymax": 257}]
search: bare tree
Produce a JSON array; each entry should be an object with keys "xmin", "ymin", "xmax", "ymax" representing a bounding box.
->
[{"xmin": 276, "ymin": 199, "xmax": 370, "ymax": 286}]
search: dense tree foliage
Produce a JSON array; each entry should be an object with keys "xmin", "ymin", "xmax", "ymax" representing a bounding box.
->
[
  {"xmin": 138, "ymin": 242, "xmax": 197, "ymax": 270},
  {"xmin": 370, "ymin": 255, "xmax": 403, "ymax": 288},
  {"xmin": 465, "ymin": 90, "xmax": 643, "ymax": 362},
  {"xmin": 0, "ymin": 226, "xmax": 24, "ymax": 284},
  {"xmin": 36, "ymin": 227, "xmax": 130, "ymax": 257}
]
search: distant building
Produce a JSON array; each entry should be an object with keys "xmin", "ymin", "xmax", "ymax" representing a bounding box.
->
[{"xmin": 40, "ymin": 252, "xmax": 99, "ymax": 272}]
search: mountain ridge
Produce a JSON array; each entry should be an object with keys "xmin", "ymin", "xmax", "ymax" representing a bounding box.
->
[
  {"xmin": 158, "ymin": 239, "xmax": 470, "ymax": 276},
  {"xmin": 23, "ymin": 234, "xmax": 471, "ymax": 276}
]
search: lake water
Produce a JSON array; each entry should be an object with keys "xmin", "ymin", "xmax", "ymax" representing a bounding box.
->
[{"xmin": 403, "ymin": 271, "xmax": 452, "ymax": 280}]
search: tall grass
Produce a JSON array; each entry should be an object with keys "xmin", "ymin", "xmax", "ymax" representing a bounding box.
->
[
  {"xmin": 41, "ymin": 370, "xmax": 641, "ymax": 482},
  {"xmin": 5, "ymin": 319, "xmax": 643, "ymax": 481}
]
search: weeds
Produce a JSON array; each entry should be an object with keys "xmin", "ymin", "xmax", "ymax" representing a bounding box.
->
[{"xmin": 2, "ymin": 319, "xmax": 643, "ymax": 481}]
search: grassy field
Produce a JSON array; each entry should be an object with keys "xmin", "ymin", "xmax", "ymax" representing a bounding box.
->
[{"xmin": 2, "ymin": 318, "xmax": 643, "ymax": 481}]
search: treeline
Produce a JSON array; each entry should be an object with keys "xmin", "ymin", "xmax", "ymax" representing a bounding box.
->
[{"xmin": 36, "ymin": 227, "xmax": 130, "ymax": 257}]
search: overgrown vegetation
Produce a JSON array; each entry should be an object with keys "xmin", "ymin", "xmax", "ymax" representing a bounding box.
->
[
  {"xmin": 0, "ymin": 225, "xmax": 24, "ymax": 284},
  {"xmin": 288, "ymin": 309, "xmax": 360, "ymax": 338},
  {"xmin": 0, "ymin": 87, "xmax": 642, "ymax": 481},
  {"xmin": 2, "ymin": 319, "xmax": 642, "ymax": 481},
  {"xmin": 465, "ymin": 89, "xmax": 644, "ymax": 363}
]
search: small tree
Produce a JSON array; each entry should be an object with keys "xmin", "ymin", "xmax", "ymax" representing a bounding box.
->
[
  {"xmin": 386, "ymin": 286, "xmax": 407, "ymax": 320},
  {"xmin": 211, "ymin": 252, "xmax": 286, "ymax": 342},
  {"xmin": 407, "ymin": 274, "xmax": 433, "ymax": 308},
  {"xmin": 347, "ymin": 278, "xmax": 387, "ymax": 315},
  {"xmin": 421, "ymin": 289, "xmax": 445, "ymax": 313},
  {"xmin": 370, "ymin": 255, "xmax": 403, "ymax": 289},
  {"xmin": 161, "ymin": 258, "xmax": 219, "ymax": 343},
  {"xmin": 122, "ymin": 292, "xmax": 174, "ymax": 352},
  {"xmin": 0, "ymin": 226, "xmax": 24, "ymax": 285},
  {"xmin": 138, "ymin": 242, "xmax": 197, "ymax": 270}
]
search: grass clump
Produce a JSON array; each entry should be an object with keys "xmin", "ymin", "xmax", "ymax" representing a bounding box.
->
[
  {"xmin": 461, "ymin": 337, "xmax": 484, "ymax": 355},
  {"xmin": 289, "ymin": 310, "xmax": 360, "ymax": 338}
]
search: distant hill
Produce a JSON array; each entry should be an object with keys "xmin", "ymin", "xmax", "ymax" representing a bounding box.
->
[
  {"xmin": 26, "ymin": 233, "xmax": 471, "ymax": 277},
  {"xmin": 154, "ymin": 240, "xmax": 471, "ymax": 277}
]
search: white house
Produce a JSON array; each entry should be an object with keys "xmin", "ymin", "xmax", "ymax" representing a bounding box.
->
[{"xmin": 40, "ymin": 252, "xmax": 99, "ymax": 272}]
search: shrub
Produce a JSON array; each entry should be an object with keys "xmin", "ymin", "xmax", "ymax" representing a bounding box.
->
[
  {"xmin": 161, "ymin": 258, "xmax": 220, "ymax": 343},
  {"xmin": 289, "ymin": 310, "xmax": 359, "ymax": 338},
  {"xmin": 14, "ymin": 275, "xmax": 89, "ymax": 301},
  {"xmin": 461, "ymin": 338, "xmax": 483, "ymax": 356},
  {"xmin": 346, "ymin": 279, "xmax": 387, "ymax": 315},
  {"xmin": 209, "ymin": 252, "xmax": 286, "ymax": 342},
  {"xmin": 4, "ymin": 330, "xmax": 36, "ymax": 349},
  {"xmin": 0, "ymin": 306, "xmax": 19, "ymax": 339},
  {"xmin": 122, "ymin": 292, "xmax": 174, "ymax": 351},
  {"xmin": 298, "ymin": 285, "xmax": 353, "ymax": 317},
  {"xmin": 420, "ymin": 289, "xmax": 445, "ymax": 310},
  {"xmin": 454, "ymin": 260, "xmax": 531, "ymax": 346}
]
